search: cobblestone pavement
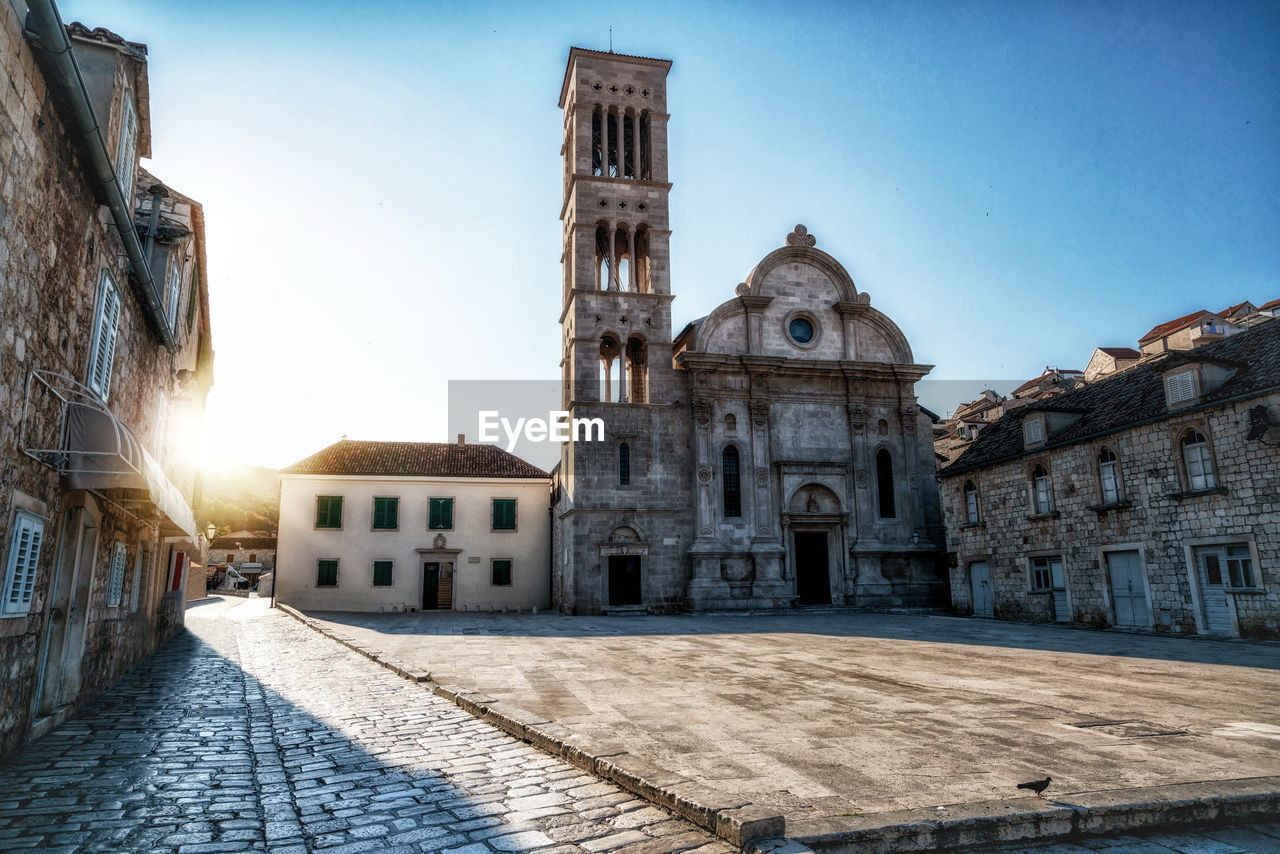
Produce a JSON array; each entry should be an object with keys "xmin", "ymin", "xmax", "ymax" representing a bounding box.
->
[
  {"xmin": 300, "ymin": 609, "xmax": 1280, "ymax": 820},
  {"xmin": 964, "ymin": 821, "xmax": 1280, "ymax": 853},
  {"xmin": 0, "ymin": 596, "xmax": 735, "ymax": 854}
]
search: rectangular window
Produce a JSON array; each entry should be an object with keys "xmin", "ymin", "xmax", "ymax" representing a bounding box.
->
[
  {"xmin": 1198, "ymin": 544, "xmax": 1258, "ymax": 590},
  {"xmin": 372, "ymin": 560, "xmax": 393, "ymax": 587},
  {"xmin": 1023, "ymin": 417, "xmax": 1045, "ymax": 445},
  {"xmin": 185, "ymin": 265, "xmax": 199, "ymax": 333},
  {"xmin": 1030, "ymin": 556, "xmax": 1064, "ymax": 591},
  {"xmin": 428, "ymin": 497, "xmax": 454, "ymax": 530},
  {"xmin": 316, "ymin": 559, "xmax": 339, "ymax": 587},
  {"xmin": 492, "ymin": 498, "xmax": 517, "ymax": 531},
  {"xmin": 2, "ymin": 511, "xmax": 45, "ymax": 616},
  {"xmin": 491, "ymin": 559, "xmax": 513, "ymax": 586},
  {"xmin": 372, "ymin": 497, "xmax": 399, "ymax": 530},
  {"xmin": 315, "ymin": 495, "xmax": 343, "ymax": 529},
  {"xmin": 1166, "ymin": 370, "xmax": 1197, "ymax": 405},
  {"xmin": 87, "ymin": 270, "xmax": 122, "ymax": 399},
  {"xmin": 129, "ymin": 545, "xmax": 146, "ymax": 612},
  {"xmin": 106, "ymin": 541, "xmax": 127, "ymax": 607},
  {"xmin": 115, "ymin": 94, "xmax": 138, "ymax": 204},
  {"xmin": 165, "ymin": 253, "xmax": 182, "ymax": 330}
]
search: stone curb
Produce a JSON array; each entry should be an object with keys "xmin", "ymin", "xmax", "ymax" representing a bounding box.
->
[
  {"xmin": 272, "ymin": 602, "xmax": 785, "ymax": 848},
  {"xmin": 273, "ymin": 603, "xmax": 1278, "ymax": 852},
  {"xmin": 773, "ymin": 776, "xmax": 1280, "ymax": 853}
]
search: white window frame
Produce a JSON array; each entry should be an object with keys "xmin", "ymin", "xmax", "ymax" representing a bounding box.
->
[
  {"xmin": 87, "ymin": 270, "xmax": 122, "ymax": 400},
  {"xmin": 2, "ymin": 511, "xmax": 45, "ymax": 617},
  {"xmin": 1098, "ymin": 449, "xmax": 1121, "ymax": 504},
  {"xmin": 165, "ymin": 252, "xmax": 182, "ymax": 330},
  {"xmin": 129, "ymin": 545, "xmax": 146, "ymax": 612},
  {"xmin": 963, "ymin": 481, "xmax": 980, "ymax": 524},
  {"xmin": 115, "ymin": 93, "xmax": 139, "ymax": 205},
  {"xmin": 1165, "ymin": 370, "xmax": 1198, "ymax": 406},
  {"xmin": 1181, "ymin": 431, "xmax": 1216, "ymax": 491},
  {"xmin": 1031, "ymin": 466, "xmax": 1054, "ymax": 515},
  {"xmin": 1029, "ymin": 556, "xmax": 1065, "ymax": 592},
  {"xmin": 106, "ymin": 541, "xmax": 127, "ymax": 607}
]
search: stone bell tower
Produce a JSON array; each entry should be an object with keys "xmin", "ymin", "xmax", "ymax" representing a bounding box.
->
[
  {"xmin": 555, "ymin": 48, "xmax": 690, "ymax": 613},
  {"xmin": 558, "ymin": 47, "xmax": 674, "ymax": 407}
]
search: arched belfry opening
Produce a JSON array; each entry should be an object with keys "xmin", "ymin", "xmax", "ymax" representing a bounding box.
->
[
  {"xmin": 626, "ymin": 336, "xmax": 648, "ymax": 403},
  {"xmin": 594, "ymin": 223, "xmax": 651, "ymax": 292}
]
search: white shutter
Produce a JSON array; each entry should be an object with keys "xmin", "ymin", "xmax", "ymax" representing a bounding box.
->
[
  {"xmin": 1023, "ymin": 417, "xmax": 1044, "ymax": 445},
  {"xmin": 116, "ymin": 95, "xmax": 138, "ymax": 204},
  {"xmin": 107, "ymin": 542, "xmax": 127, "ymax": 607},
  {"xmin": 2, "ymin": 511, "xmax": 45, "ymax": 616},
  {"xmin": 1166, "ymin": 370, "xmax": 1196, "ymax": 405},
  {"xmin": 166, "ymin": 255, "xmax": 181, "ymax": 329},
  {"xmin": 89, "ymin": 272, "xmax": 121, "ymax": 399}
]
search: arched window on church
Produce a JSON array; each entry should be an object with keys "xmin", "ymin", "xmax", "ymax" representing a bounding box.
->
[
  {"xmin": 626, "ymin": 336, "xmax": 647, "ymax": 403},
  {"xmin": 722, "ymin": 446, "xmax": 742, "ymax": 518},
  {"xmin": 591, "ymin": 105, "xmax": 604, "ymax": 176},
  {"xmin": 876, "ymin": 449, "xmax": 896, "ymax": 519},
  {"xmin": 619, "ymin": 442, "xmax": 631, "ymax": 485},
  {"xmin": 634, "ymin": 226, "xmax": 650, "ymax": 293},
  {"xmin": 596, "ymin": 224, "xmax": 612, "ymax": 290}
]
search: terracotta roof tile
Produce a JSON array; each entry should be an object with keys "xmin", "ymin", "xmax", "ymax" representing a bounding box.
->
[
  {"xmin": 1097, "ymin": 347, "xmax": 1140, "ymax": 358},
  {"xmin": 1138, "ymin": 309, "xmax": 1218, "ymax": 344},
  {"xmin": 281, "ymin": 440, "xmax": 548, "ymax": 479},
  {"xmin": 1259, "ymin": 298, "xmax": 1280, "ymax": 312}
]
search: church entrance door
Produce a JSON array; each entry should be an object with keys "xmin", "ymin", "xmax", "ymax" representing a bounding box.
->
[
  {"xmin": 607, "ymin": 555, "xmax": 642, "ymax": 606},
  {"xmin": 794, "ymin": 532, "xmax": 831, "ymax": 606}
]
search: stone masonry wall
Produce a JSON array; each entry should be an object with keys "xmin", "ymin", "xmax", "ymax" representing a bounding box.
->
[{"xmin": 943, "ymin": 393, "xmax": 1280, "ymax": 638}]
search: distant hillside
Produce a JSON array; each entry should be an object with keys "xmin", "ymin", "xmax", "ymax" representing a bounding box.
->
[{"xmin": 199, "ymin": 464, "xmax": 280, "ymax": 535}]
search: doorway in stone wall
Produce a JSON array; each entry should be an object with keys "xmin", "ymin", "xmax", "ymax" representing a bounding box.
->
[
  {"xmin": 33, "ymin": 504, "xmax": 96, "ymax": 721},
  {"xmin": 794, "ymin": 531, "xmax": 831, "ymax": 606},
  {"xmin": 607, "ymin": 555, "xmax": 642, "ymax": 606}
]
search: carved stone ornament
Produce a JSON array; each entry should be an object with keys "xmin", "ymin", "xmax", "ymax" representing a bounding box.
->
[
  {"xmin": 786, "ymin": 224, "xmax": 817, "ymax": 247},
  {"xmin": 433, "ymin": 533, "xmax": 447, "ymax": 549},
  {"xmin": 699, "ymin": 525, "xmax": 714, "ymax": 536},
  {"xmin": 756, "ymin": 526, "xmax": 772, "ymax": 537},
  {"xmin": 735, "ymin": 282, "xmax": 750, "ymax": 296},
  {"xmin": 908, "ymin": 470, "xmax": 921, "ymax": 489},
  {"xmin": 692, "ymin": 398, "xmax": 711, "ymax": 429},
  {"xmin": 855, "ymin": 469, "xmax": 870, "ymax": 489},
  {"xmin": 695, "ymin": 371, "xmax": 710, "ymax": 386},
  {"xmin": 847, "ymin": 404, "xmax": 867, "ymax": 432},
  {"xmin": 755, "ymin": 468, "xmax": 769, "ymax": 488},
  {"xmin": 752, "ymin": 374, "xmax": 766, "ymax": 388},
  {"xmin": 749, "ymin": 400, "xmax": 769, "ymax": 430},
  {"xmin": 697, "ymin": 466, "xmax": 713, "ymax": 485},
  {"xmin": 857, "ymin": 292, "xmax": 871, "ymax": 305}
]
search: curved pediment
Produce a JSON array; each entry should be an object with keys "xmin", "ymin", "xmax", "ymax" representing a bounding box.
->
[{"xmin": 688, "ymin": 224, "xmax": 915, "ymax": 364}]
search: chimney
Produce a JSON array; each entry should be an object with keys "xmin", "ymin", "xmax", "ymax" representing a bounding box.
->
[{"xmin": 457, "ymin": 433, "xmax": 465, "ymax": 445}]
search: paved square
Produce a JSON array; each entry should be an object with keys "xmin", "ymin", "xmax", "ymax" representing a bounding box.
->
[{"xmin": 299, "ymin": 609, "xmax": 1280, "ymax": 823}]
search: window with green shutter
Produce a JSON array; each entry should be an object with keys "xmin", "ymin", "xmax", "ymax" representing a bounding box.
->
[
  {"xmin": 491, "ymin": 559, "xmax": 513, "ymax": 586},
  {"xmin": 372, "ymin": 560, "xmax": 393, "ymax": 586},
  {"xmin": 491, "ymin": 498, "xmax": 517, "ymax": 531},
  {"xmin": 315, "ymin": 496, "xmax": 343, "ymax": 529},
  {"xmin": 428, "ymin": 497, "xmax": 454, "ymax": 530},
  {"xmin": 372, "ymin": 497, "xmax": 399, "ymax": 530},
  {"xmin": 316, "ymin": 559, "xmax": 338, "ymax": 587}
]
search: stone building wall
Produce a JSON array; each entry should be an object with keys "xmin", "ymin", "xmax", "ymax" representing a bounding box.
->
[
  {"xmin": 943, "ymin": 393, "xmax": 1280, "ymax": 638},
  {"xmin": 0, "ymin": 6, "xmax": 210, "ymax": 757}
]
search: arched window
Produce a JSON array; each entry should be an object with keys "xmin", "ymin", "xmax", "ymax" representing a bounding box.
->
[
  {"xmin": 619, "ymin": 442, "xmax": 631, "ymax": 486},
  {"xmin": 963, "ymin": 480, "xmax": 980, "ymax": 524},
  {"xmin": 1098, "ymin": 448, "xmax": 1121, "ymax": 504},
  {"xmin": 1181, "ymin": 429, "xmax": 1216, "ymax": 491},
  {"xmin": 722, "ymin": 446, "xmax": 742, "ymax": 517},
  {"xmin": 1031, "ymin": 464, "xmax": 1053, "ymax": 514},
  {"xmin": 724, "ymin": 413, "xmax": 737, "ymax": 433},
  {"xmin": 876, "ymin": 449, "xmax": 896, "ymax": 519}
]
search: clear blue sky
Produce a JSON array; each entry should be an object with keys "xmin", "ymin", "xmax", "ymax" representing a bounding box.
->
[{"xmin": 59, "ymin": 0, "xmax": 1280, "ymax": 468}]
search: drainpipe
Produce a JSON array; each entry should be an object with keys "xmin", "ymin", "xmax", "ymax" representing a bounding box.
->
[{"xmin": 25, "ymin": 0, "xmax": 175, "ymax": 349}]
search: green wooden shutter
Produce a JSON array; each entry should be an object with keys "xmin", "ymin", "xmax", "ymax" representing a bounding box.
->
[
  {"xmin": 491, "ymin": 559, "xmax": 512, "ymax": 586},
  {"xmin": 373, "ymin": 497, "xmax": 398, "ymax": 530},
  {"xmin": 316, "ymin": 496, "xmax": 343, "ymax": 528},
  {"xmin": 317, "ymin": 560, "xmax": 338, "ymax": 586},
  {"xmin": 429, "ymin": 498, "xmax": 453, "ymax": 530},
  {"xmin": 372, "ymin": 560, "xmax": 393, "ymax": 586},
  {"xmin": 492, "ymin": 499, "xmax": 516, "ymax": 530}
]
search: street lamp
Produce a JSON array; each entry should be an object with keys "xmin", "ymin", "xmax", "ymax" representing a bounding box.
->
[{"xmin": 205, "ymin": 523, "xmax": 217, "ymax": 541}]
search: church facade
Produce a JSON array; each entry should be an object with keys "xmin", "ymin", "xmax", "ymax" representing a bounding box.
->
[{"xmin": 551, "ymin": 48, "xmax": 945, "ymax": 613}]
